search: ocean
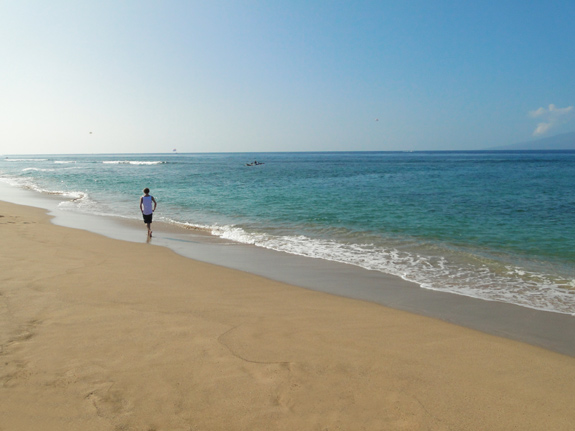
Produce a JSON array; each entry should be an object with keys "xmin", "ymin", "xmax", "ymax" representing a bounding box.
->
[{"xmin": 1, "ymin": 151, "xmax": 574, "ymax": 315}]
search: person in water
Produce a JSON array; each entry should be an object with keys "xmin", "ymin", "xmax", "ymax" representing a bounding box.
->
[{"xmin": 139, "ymin": 188, "xmax": 157, "ymax": 236}]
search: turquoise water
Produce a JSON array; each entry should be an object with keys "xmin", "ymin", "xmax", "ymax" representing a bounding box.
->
[{"xmin": 2, "ymin": 151, "xmax": 574, "ymax": 314}]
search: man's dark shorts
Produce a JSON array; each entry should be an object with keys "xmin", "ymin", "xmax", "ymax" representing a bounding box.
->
[{"xmin": 143, "ymin": 213, "xmax": 153, "ymax": 224}]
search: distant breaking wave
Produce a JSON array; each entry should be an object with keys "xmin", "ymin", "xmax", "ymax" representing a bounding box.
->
[
  {"xmin": 5, "ymin": 158, "xmax": 49, "ymax": 162},
  {"xmin": 102, "ymin": 161, "xmax": 164, "ymax": 165},
  {"xmin": 22, "ymin": 168, "xmax": 55, "ymax": 172}
]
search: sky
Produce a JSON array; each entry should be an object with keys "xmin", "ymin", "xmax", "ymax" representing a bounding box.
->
[{"xmin": 1, "ymin": 0, "xmax": 574, "ymax": 154}]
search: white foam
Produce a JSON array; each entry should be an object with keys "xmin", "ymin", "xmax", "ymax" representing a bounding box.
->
[
  {"xmin": 4, "ymin": 158, "xmax": 48, "ymax": 162},
  {"xmin": 0, "ymin": 174, "xmax": 86, "ymax": 202},
  {"xmin": 22, "ymin": 167, "xmax": 55, "ymax": 172},
  {"xmin": 0, "ymin": 175, "xmax": 38, "ymax": 189},
  {"xmin": 57, "ymin": 192, "xmax": 98, "ymax": 211},
  {"xmin": 209, "ymin": 224, "xmax": 575, "ymax": 315},
  {"xmin": 102, "ymin": 161, "xmax": 164, "ymax": 165}
]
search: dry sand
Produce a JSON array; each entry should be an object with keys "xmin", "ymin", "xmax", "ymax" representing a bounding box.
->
[{"xmin": 1, "ymin": 200, "xmax": 574, "ymax": 431}]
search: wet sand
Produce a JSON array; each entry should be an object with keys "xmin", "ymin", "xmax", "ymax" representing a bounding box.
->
[{"xmin": 1, "ymin": 200, "xmax": 575, "ymax": 430}]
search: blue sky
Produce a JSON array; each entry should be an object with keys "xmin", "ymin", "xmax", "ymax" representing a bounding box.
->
[{"xmin": 1, "ymin": 1, "xmax": 574, "ymax": 154}]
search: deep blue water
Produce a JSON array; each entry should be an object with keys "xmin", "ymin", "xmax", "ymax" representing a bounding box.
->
[{"xmin": 2, "ymin": 151, "xmax": 574, "ymax": 314}]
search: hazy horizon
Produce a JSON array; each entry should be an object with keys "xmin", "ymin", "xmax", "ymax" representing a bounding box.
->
[{"xmin": 3, "ymin": 132, "xmax": 575, "ymax": 156}]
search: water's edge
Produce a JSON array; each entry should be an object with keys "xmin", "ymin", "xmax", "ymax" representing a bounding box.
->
[{"xmin": 1, "ymin": 181, "xmax": 574, "ymax": 357}]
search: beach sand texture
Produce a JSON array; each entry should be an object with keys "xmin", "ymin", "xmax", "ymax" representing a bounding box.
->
[{"xmin": 1, "ymin": 201, "xmax": 574, "ymax": 431}]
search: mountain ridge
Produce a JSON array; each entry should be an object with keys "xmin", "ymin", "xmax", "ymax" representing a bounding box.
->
[{"xmin": 489, "ymin": 131, "xmax": 575, "ymax": 150}]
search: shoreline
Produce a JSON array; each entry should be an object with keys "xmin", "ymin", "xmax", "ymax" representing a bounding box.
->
[
  {"xmin": 1, "ymin": 199, "xmax": 575, "ymax": 430},
  {"xmin": 1, "ymin": 182, "xmax": 574, "ymax": 356}
]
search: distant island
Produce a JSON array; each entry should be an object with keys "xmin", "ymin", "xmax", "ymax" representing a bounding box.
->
[{"xmin": 489, "ymin": 131, "xmax": 575, "ymax": 150}]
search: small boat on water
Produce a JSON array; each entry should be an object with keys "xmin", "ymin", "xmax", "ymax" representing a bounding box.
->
[{"xmin": 246, "ymin": 160, "xmax": 265, "ymax": 166}]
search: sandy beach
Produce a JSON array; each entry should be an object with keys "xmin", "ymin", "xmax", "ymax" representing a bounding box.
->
[{"xmin": 1, "ymin": 200, "xmax": 574, "ymax": 431}]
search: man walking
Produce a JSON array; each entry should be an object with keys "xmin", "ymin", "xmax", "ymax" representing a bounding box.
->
[{"xmin": 140, "ymin": 188, "xmax": 157, "ymax": 237}]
